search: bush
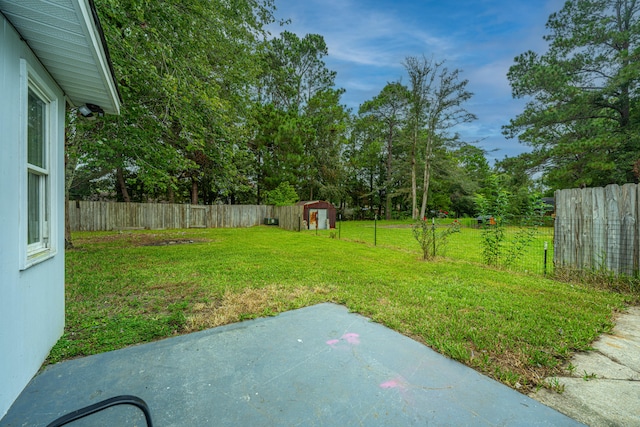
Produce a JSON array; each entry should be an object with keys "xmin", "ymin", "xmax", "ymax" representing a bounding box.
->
[
  {"xmin": 264, "ymin": 182, "xmax": 299, "ymax": 206},
  {"xmin": 412, "ymin": 218, "xmax": 461, "ymax": 260}
]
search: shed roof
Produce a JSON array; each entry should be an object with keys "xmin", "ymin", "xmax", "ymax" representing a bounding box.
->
[
  {"xmin": 296, "ymin": 200, "xmax": 335, "ymax": 207},
  {"xmin": 0, "ymin": 0, "xmax": 120, "ymax": 114}
]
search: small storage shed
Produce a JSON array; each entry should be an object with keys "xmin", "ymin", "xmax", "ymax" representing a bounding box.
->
[{"xmin": 297, "ymin": 201, "xmax": 337, "ymax": 230}]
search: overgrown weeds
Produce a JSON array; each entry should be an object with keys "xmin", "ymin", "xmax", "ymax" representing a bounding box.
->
[{"xmin": 554, "ymin": 266, "xmax": 640, "ymax": 297}]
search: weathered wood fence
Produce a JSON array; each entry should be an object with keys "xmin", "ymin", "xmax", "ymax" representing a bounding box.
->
[
  {"xmin": 68, "ymin": 201, "xmax": 305, "ymax": 232},
  {"xmin": 555, "ymin": 184, "xmax": 638, "ymax": 276}
]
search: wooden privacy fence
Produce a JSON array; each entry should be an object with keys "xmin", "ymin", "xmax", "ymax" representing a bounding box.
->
[
  {"xmin": 555, "ymin": 183, "xmax": 638, "ymax": 276},
  {"xmin": 68, "ymin": 201, "xmax": 304, "ymax": 232}
]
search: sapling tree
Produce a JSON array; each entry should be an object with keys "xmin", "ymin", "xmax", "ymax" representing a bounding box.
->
[
  {"xmin": 475, "ymin": 175, "xmax": 544, "ymax": 267},
  {"xmin": 475, "ymin": 186, "xmax": 509, "ymax": 267},
  {"xmin": 412, "ymin": 218, "xmax": 460, "ymax": 260}
]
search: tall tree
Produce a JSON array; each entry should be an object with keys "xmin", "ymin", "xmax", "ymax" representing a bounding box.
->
[
  {"xmin": 504, "ymin": 0, "xmax": 640, "ymax": 189},
  {"xmin": 404, "ymin": 56, "xmax": 476, "ymax": 219},
  {"xmin": 449, "ymin": 144, "xmax": 492, "ymax": 216},
  {"xmin": 251, "ymin": 104, "xmax": 309, "ymax": 202},
  {"xmin": 404, "ymin": 56, "xmax": 433, "ymax": 219},
  {"xmin": 73, "ymin": 0, "xmax": 275, "ymax": 203},
  {"xmin": 419, "ymin": 64, "xmax": 475, "ymax": 219},
  {"xmin": 359, "ymin": 82, "xmax": 410, "ymax": 219},
  {"xmin": 258, "ymin": 31, "xmax": 336, "ymax": 112},
  {"xmin": 344, "ymin": 115, "xmax": 385, "ymax": 215},
  {"xmin": 253, "ymin": 31, "xmax": 345, "ymax": 203},
  {"xmin": 303, "ymin": 88, "xmax": 350, "ymax": 202}
]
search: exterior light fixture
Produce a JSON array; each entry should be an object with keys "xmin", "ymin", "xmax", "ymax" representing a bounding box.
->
[{"xmin": 78, "ymin": 103, "xmax": 104, "ymax": 118}]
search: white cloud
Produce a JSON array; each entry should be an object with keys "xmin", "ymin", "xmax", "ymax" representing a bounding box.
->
[{"xmin": 268, "ymin": 0, "xmax": 568, "ymax": 158}]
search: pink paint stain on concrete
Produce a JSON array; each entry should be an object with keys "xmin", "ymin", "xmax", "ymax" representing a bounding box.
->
[
  {"xmin": 379, "ymin": 379, "xmax": 406, "ymax": 390},
  {"xmin": 341, "ymin": 332, "xmax": 360, "ymax": 345},
  {"xmin": 326, "ymin": 332, "xmax": 360, "ymax": 347},
  {"xmin": 379, "ymin": 379, "xmax": 400, "ymax": 389}
]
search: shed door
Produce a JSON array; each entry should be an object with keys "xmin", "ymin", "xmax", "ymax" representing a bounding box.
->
[{"xmin": 310, "ymin": 209, "xmax": 328, "ymax": 230}]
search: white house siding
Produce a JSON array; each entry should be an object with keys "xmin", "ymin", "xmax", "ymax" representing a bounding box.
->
[{"xmin": 0, "ymin": 15, "xmax": 66, "ymax": 418}]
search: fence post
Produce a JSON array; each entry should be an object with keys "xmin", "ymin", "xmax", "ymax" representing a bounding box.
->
[
  {"xmin": 544, "ymin": 241, "xmax": 548, "ymax": 276},
  {"xmin": 374, "ymin": 214, "xmax": 377, "ymax": 246},
  {"xmin": 432, "ymin": 218, "xmax": 436, "ymax": 257}
]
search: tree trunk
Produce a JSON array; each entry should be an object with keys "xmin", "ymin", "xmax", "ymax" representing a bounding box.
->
[
  {"xmin": 419, "ymin": 134, "xmax": 433, "ymax": 219},
  {"xmin": 191, "ymin": 179, "xmax": 198, "ymax": 205},
  {"xmin": 64, "ymin": 140, "xmax": 73, "ymax": 249},
  {"xmin": 64, "ymin": 187, "xmax": 73, "ymax": 249},
  {"xmin": 168, "ymin": 185, "xmax": 174, "ymax": 204},
  {"xmin": 385, "ymin": 125, "xmax": 393, "ymax": 220},
  {"xmin": 116, "ymin": 167, "xmax": 131, "ymax": 202},
  {"xmin": 419, "ymin": 160, "xmax": 431, "ymax": 220},
  {"xmin": 411, "ymin": 128, "xmax": 418, "ymax": 219},
  {"xmin": 64, "ymin": 112, "xmax": 76, "ymax": 248}
]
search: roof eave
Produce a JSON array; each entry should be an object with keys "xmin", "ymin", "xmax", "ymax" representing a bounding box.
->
[{"xmin": 0, "ymin": 0, "xmax": 120, "ymax": 115}]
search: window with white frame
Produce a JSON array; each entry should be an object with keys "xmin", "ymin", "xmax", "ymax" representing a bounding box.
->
[
  {"xmin": 27, "ymin": 87, "xmax": 49, "ymax": 250},
  {"xmin": 21, "ymin": 60, "xmax": 57, "ymax": 268}
]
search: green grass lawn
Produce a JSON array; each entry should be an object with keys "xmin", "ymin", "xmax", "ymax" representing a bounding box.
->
[
  {"xmin": 312, "ymin": 219, "xmax": 554, "ymax": 274},
  {"xmin": 55, "ymin": 224, "xmax": 633, "ymax": 393}
]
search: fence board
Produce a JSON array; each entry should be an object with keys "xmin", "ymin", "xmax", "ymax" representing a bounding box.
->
[
  {"xmin": 605, "ymin": 185, "xmax": 620, "ymax": 272},
  {"xmin": 555, "ymin": 184, "xmax": 638, "ymax": 277},
  {"xmin": 620, "ymin": 184, "xmax": 636, "ymax": 276},
  {"xmin": 591, "ymin": 187, "xmax": 607, "ymax": 268},
  {"xmin": 68, "ymin": 201, "xmax": 305, "ymax": 232},
  {"xmin": 580, "ymin": 187, "xmax": 593, "ymax": 269}
]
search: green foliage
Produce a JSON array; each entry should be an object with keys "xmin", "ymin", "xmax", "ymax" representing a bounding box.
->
[
  {"xmin": 403, "ymin": 56, "xmax": 477, "ymax": 220},
  {"xmin": 253, "ymin": 32, "xmax": 347, "ymax": 204},
  {"xmin": 359, "ymin": 82, "xmax": 410, "ymax": 219},
  {"xmin": 475, "ymin": 192, "xmax": 507, "ymax": 267},
  {"xmin": 71, "ymin": 0, "xmax": 276, "ymax": 203},
  {"xmin": 504, "ymin": 0, "xmax": 640, "ymax": 190},
  {"xmin": 412, "ymin": 218, "xmax": 461, "ymax": 260},
  {"xmin": 475, "ymin": 176, "xmax": 544, "ymax": 267},
  {"xmin": 258, "ymin": 31, "xmax": 336, "ymax": 113},
  {"xmin": 263, "ymin": 181, "xmax": 299, "ymax": 206},
  {"xmin": 67, "ymin": 2, "xmax": 492, "ymax": 220}
]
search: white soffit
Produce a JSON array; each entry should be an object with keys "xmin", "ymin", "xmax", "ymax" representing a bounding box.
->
[{"xmin": 1, "ymin": 0, "xmax": 120, "ymax": 114}]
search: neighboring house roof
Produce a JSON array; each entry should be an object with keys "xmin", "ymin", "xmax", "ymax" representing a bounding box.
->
[{"xmin": 0, "ymin": 0, "xmax": 120, "ymax": 114}]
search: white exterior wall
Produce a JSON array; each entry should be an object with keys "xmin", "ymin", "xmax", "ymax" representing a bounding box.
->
[{"xmin": 0, "ymin": 16, "xmax": 66, "ymax": 418}]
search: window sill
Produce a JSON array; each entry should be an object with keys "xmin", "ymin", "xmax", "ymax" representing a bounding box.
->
[{"xmin": 21, "ymin": 248, "xmax": 57, "ymax": 270}]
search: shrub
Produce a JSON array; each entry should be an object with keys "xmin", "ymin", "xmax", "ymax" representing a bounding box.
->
[
  {"xmin": 412, "ymin": 218, "xmax": 461, "ymax": 260},
  {"xmin": 264, "ymin": 181, "xmax": 299, "ymax": 206}
]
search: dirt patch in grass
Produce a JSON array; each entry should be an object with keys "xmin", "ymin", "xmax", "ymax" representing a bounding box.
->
[
  {"xmin": 142, "ymin": 239, "xmax": 199, "ymax": 246},
  {"xmin": 73, "ymin": 231, "xmax": 210, "ymax": 247},
  {"xmin": 185, "ymin": 285, "xmax": 333, "ymax": 332}
]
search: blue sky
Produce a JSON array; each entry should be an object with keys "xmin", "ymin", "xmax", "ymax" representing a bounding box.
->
[{"xmin": 269, "ymin": 0, "xmax": 566, "ymax": 163}]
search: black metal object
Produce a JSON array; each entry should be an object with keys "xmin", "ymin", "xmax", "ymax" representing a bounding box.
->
[
  {"xmin": 45, "ymin": 395, "xmax": 153, "ymax": 427},
  {"xmin": 374, "ymin": 215, "xmax": 377, "ymax": 246}
]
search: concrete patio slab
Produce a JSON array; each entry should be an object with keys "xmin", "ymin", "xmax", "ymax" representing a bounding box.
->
[
  {"xmin": 530, "ymin": 306, "xmax": 640, "ymax": 427},
  {"xmin": 1, "ymin": 303, "xmax": 581, "ymax": 426}
]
